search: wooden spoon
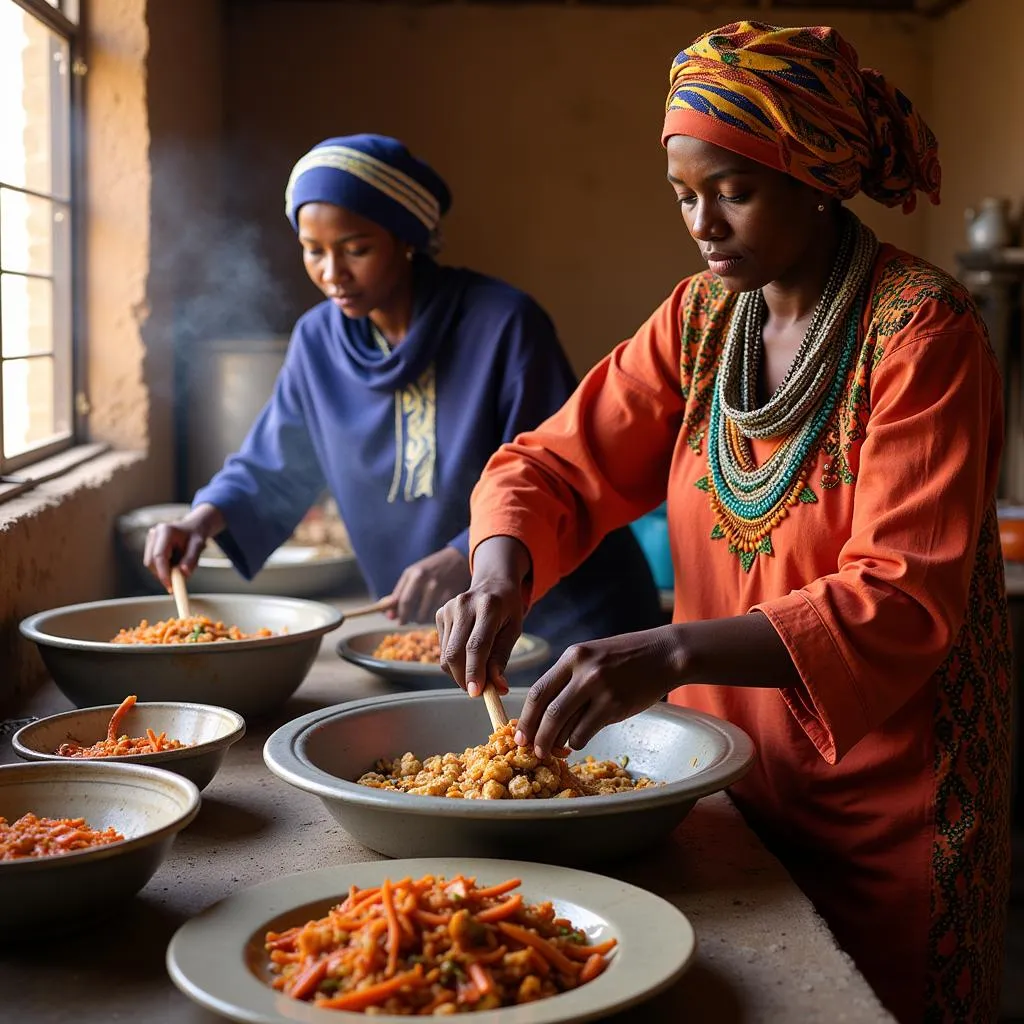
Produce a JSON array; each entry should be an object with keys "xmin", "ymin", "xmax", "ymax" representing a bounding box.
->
[{"xmin": 170, "ymin": 567, "xmax": 191, "ymax": 620}]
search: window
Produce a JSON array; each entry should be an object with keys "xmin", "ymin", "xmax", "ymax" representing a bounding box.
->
[{"xmin": 0, "ymin": 0, "xmax": 81, "ymax": 475}]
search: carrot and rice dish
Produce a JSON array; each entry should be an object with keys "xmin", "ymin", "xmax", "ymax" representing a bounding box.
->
[
  {"xmin": 54, "ymin": 694, "xmax": 189, "ymax": 758},
  {"xmin": 111, "ymin": 615, "xmax": 273, "ymax": 645},
  {"xmin": 265, "ymin": 873, "xmax": 616, "ymax": 1013},
  {"xmin": 371, "ymin": 628, "xmax": 442, "ymax": 663},
  {"xmin": 0, "ymin": 813, "xmax": 124, "ymax": 860}
]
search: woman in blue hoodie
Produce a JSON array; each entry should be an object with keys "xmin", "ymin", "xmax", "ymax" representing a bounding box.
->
[{"xmin": 145, "ymin": 134, "xmax": 662, "ymax": 650}]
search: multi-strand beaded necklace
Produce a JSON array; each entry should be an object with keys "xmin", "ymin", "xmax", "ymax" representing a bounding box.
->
[{"xmin": 699, "ymin": 211, "xmax": 879, "ymax": 571}]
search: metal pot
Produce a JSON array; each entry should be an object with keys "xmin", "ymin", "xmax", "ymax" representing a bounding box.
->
[{"xmin": 181, "ymin": 337, "xmax": 288, "ymax": 498}]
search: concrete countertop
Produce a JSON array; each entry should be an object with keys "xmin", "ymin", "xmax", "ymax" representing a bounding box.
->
[{"xmin": 0, "ymin": 595, "xmax": 894, "ymax": 1024}]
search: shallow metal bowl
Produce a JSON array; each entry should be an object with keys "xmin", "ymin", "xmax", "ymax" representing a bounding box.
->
[
  {"xmin": 12, "ymin": 702, "xmax": 245, "ymax": 792},
  {"xmin": 337, "ymin": 625, "xmax": 551, "ymax": 689},
  {"xmin": 264, "ymin": 690, "xmax": 755, "ymax": 866},
  {"xmin": 19, "ymin": 594, "xmax": 343, "ymax": 718},
  {"xmin": 116, "ymin": 504, "xmax": 364, "ymax": 598},
  {"xmin": 0, "ymin": 760, "xmax": 200, "ymax": 935}
]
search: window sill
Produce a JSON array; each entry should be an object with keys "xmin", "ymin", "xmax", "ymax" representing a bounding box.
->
[{"xmin": 0, "ymin": 445, "xmax": 144, "ymax": 525}]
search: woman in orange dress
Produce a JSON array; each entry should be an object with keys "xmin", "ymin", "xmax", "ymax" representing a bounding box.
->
[{"xmin": 436, "ymin": 22, "xmax": 1012, "ymax": 1024}]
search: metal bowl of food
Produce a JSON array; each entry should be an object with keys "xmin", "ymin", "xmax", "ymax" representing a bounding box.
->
[
  {"xmin": 11, "ymin": 700, "xmax": 246, "ymax": 792},
  {"xmin": 0, "ymin": 760, "xmax": 200, "ymax": 935},
  {"xmin": 19, "ymin": 594, "xmax": 343, "ymax": 719},
  {"xmin": 337, "ymin": 625, "xmax": 552, "ymax": 689},
  {"xmin": 264, "ymin": 690, "xmax": 754, "ymax": 866},
  {"xmin": 115, "ymin": 503, "xmax": 364, "ymax": 598}
]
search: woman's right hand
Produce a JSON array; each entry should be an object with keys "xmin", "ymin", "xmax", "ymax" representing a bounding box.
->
[
  {"xmin": 143, "ymin": 503, "xmax": 225, "ymax": 593},
  {"xmin": 436, "ymin": 536, "xmax": 532, "ymax": 697}
]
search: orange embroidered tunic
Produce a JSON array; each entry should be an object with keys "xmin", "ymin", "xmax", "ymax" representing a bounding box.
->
[{"xmin": 468, "ymin": 247, "xmax": 1012, "ymax": 1023}]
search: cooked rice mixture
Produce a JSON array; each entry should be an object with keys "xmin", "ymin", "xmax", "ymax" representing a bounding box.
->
[
  {"xmin": 372, "ymin": 628, "xmax": 442, "ymax": 663},
  {"xmin": 357, "ymin": 722, "xmax": 656, "ymax": 800},
  {"xmin": 111, "ymin": 615, "xmax": 273, "ymax": 645}
]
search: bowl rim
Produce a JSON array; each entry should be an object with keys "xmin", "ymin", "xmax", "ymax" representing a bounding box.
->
[
  {"xmin": 19, "ymin": 593, "xmax": 343, "ymax": 654},
  {"xmin": 0, "ymin": 760, "xmax": 201, "ymax": 873},
  {"xmin": 193, "ymin": 551, "xmax": 357, "ymax": 572},
  {"xmin": 10, "ymin": 701, "xmax": 247, "ymax": 765},
  {"xmin": 263, "ymin": 689, "xmax": 756, "ymax": 821}
]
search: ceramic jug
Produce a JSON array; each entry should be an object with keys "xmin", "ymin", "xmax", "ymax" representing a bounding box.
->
[{"xmin": 964, "ymin": 197, "xmax": 1015, "ymax": 251}]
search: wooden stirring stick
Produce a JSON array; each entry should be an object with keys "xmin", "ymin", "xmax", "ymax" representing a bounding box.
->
[
  {"xmin": 342, "ymin": 595, "xmax": 397, "ymax": 619},
  {"xmin": 482, "ymin": 679, "xmax": 510, "ymax": 732},
  {"xmin": 170, "ymin": 567, "xmax": 191, "ymax": 620}
]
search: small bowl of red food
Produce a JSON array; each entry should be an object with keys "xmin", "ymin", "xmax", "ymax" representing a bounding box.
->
[
  {"xmin": 0, "ymin": 759, "xmax": 200, "ymax": 935},
  {"xmin": 11, "ymin": 696, "xmax": 245, "ymax": 792}
]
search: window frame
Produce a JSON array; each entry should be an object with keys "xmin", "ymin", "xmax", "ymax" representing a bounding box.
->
[{"xmin": 1, "ymin": 0, "xmax": 86, "ymax": 478}]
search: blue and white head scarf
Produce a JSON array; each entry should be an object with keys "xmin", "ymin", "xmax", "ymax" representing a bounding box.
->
[{"xmin": 284, "ymin": 134, "xmax": 452, "ymax": 252}]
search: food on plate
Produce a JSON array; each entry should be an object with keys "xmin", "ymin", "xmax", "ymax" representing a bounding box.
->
[
  {"xmin": 54, "ymin": 694, "xmax": 189, "ymax": 758},
  {"xmin": 371, "ymin": 628, "xmax": 442, "ymax": 663},
  {"xmin": 111, "ymin": 615, "xmax": 273, "ymax": 645},
  {"xmin": 265, "ymin": 873, "xmax": 616, "ymax": 1012},
  {"xmin": 0, "ymin": 812, "xmax": 125, "ymax": 860},
  {"xmin": 289, "ymin": 498, "xmax": 352, "ymax": 558},
  {"xmin": 357, "ymin": 722, "xmax": 655, "ymax": 799}
]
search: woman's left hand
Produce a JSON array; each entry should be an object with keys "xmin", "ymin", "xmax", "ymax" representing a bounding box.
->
[
  {"xmin": 514, "ymin": 625, "xmax": 686, "ymax": 758},
  {"xmin": 389, "ymin": 546, "xmax": 472, "ymax": 625}
]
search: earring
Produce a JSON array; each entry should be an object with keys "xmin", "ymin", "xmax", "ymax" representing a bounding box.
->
[
  {"xmin": 816, "ymin": 202, "xmax": 826, "ymax": 213},
  {"xmin": 406, "ymin": 249, "xmax": 414, "ymax": 261}
]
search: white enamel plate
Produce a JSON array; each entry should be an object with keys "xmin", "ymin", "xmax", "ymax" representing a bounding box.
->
[{"xmin": 166, "ymin": 856, "xmax": 696, "ymax": 1024}]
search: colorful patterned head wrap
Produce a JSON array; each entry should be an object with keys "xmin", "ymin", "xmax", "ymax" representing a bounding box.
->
[
  {"xmin": 285, "ymin": 134, "xmax": 452, "ymax": 250},
  {"xmin": 662, "ymin": 22, "xmax": 940, "ymax": 213}
]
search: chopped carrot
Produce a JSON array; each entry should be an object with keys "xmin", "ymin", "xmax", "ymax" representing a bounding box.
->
[
  {"xmin": 288, "ymin": 958, "xmax": 328, "ymax": 1000},
  {"xmin": 397, "ymin": 909, "xmax": 417, "ymax": 940},
  {"xmin": 106, "ymin": 695, "xmax": 136, "ymax": 741},
  {"xmin": 473, "ymin": 943, "xmax": 508, "ymax": 965},
  {"xmin": 348, "ymin": 886, "xmax": 382, "ymax": 911},
  {"xmin": 381, "ymin": 877, "xmax": 401, "ymax": 977},
  {"xmin": 527, "ymin": 948, "xmax": 551, "ymax": 976},
  {"xmin": 316, "ymin": 965, "xmax": 424, "ymax": 1010},
  {"xmin": 476, "ymin": 893, "xmax": 523, "ymax": 922},
  {"xmin": 468, "ymin": 961, "xmax": 495, "ymax": 995},
  {"xmin": 498, "ymin": 921, "xmax": 580, "ymax": 975},
  {"xmin": 413, "ymin": 908, "xmax": 452, "ymax": 927},
  {"xmin": 565, "ymin": 936, "xmax": 619, "ymax": 959},
  {"xmin": 471, "ymin": 878, "xmax": 521, "ymax": 900},
  {"xmin": 579, "ymin": 952, "xmax": 609, "ymax": 984}
]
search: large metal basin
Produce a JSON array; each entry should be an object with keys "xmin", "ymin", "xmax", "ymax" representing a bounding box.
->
[
  {"xmin": 264, "ymin": 690, "xmax": 755, "ymax": 866},
  {"xmin": 20, "ymin": 594, "xmax": 343, "ymax": 719}
]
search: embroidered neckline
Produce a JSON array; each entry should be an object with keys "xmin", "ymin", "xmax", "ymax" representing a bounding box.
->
[{"xmin": 371, "ymin": 323, "xmax": 437, "ymax": 503}]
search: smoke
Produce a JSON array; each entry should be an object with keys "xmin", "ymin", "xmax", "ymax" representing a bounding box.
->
[
  {"xmin": 147, "ymin": 142, "xmax": 298, "ymax": 359},
  {"xmin": 142, "ymin": 141, "xmax": 302, "ymax": 498}
]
